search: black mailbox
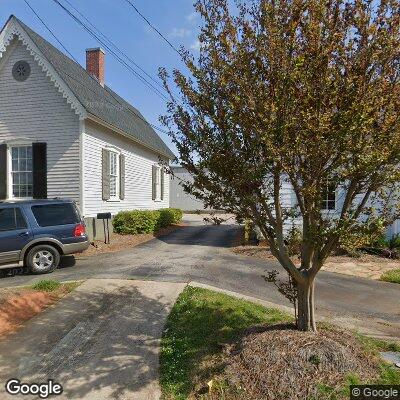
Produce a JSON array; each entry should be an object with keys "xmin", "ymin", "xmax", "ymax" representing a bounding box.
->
[
  {"xmin": 96, "ymin": 212, "xmax": 112, "ymax": 244},
  {"xmin": 97, "ymin": 212, "xmax": 112, "ymax": 220}
]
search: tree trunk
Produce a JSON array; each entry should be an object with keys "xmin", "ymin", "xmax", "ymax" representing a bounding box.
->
[
  {"xmin": 296, "ymin": 280, "xmax": 317, "ymax": 332},
  {"xmin": 309, "ymin": 280, "xmax": 317, "ymax": 331}
]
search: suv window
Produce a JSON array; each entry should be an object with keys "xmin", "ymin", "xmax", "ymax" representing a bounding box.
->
[
  {"xmin": 31, "ymin": 204, "xmax": 80, "ymax": 227},
  {"xmin": 0, "ymin": 208, "xmax": 27, "ymax": 231}
]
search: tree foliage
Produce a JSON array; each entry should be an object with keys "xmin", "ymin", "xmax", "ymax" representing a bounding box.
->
[{"xmin": 160, "ymin": 0, "xmax": 400, "ymax": 331}]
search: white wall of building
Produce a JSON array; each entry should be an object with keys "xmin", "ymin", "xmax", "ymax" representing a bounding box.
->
[
  {"xmin": 0, "ymin": 39, "xmax": 80, "ymax": 203},
  {"xmin": 83, "ymin": 119, "xmax": 170, "ymax": 217}
]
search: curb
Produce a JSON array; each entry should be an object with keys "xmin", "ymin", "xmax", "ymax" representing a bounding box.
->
[
  {"xmin": 188, "ymin": 281, "xmax": 295, "ymax": 316},
  {"xmin": 187, "ymin": 282, "xmax": 400, "ymax": 342}
]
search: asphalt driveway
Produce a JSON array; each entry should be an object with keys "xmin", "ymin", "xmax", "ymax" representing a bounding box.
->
[{"xmin": 1, "ymin": 215, "xmax": 399, "ymax": 338}]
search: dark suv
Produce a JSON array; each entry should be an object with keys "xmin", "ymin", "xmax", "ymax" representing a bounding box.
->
[{"xmin": 0, "ymin": 199, "xmax": 90, "ymax": 274}]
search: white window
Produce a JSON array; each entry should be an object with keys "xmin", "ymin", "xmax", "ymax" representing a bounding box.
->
[
  {"xmin": 10, "ymin": 145, "xmax": 33, "ymax": 198},
  {"xmin": 321, "ymin": 181, "xmax": 336, "ymax": 210},
  {"xmin": 109, "ymin": 151, "xmax": 119, "ymax": 199},
  {"xmin": 152, "ymin": 166, "xmax": 164, "ymax": 201}
]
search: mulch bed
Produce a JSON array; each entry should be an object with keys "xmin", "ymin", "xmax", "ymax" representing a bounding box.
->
[
  {"xmin": 233, "ymin": 244, "xmax": 400, "ymax": 264},
  {"xmin": 232, "ymin": 245, "xmax": 400, "ymax": 280},
  {"xmin": 232, "ymin": 242, "xmax": 400, "ymax": 265},
  {"xmin": 233, "ymin": 245, "xmax": 277, "ymax": 260},
  {"xmin": 222, "ymin": 324, "xmax": 379, "ymax": 400}
]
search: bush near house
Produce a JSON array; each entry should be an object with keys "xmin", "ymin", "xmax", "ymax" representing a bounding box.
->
[
  {"xmin": 355, "ymin": 234, "xmax": 400, "ymax": 259},
  {"xmin": 380, "ymin": 268, "xmax": 400, "ymax": 284},
  {"xmin": 275, "ymin": 227, "xmax": 399, "ymax": 260},
  {"xmin": 112, "ymin": 208, "xmax": 183, "ymax": 234},
  {"xmin": 160, "ymin": 208, "xmax": 183, "ymax": 226}
]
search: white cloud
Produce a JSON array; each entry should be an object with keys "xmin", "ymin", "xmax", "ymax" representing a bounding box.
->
[
  {"xmin": 170, "ymin": 28, "xmax": 192, "ymax": 38},
  {"xmin": 186, "ymin": 12, "xmax": 197, "ymax": 22},
  {"xmin": 190, "ymin": 40, "xmax": 201, "ymax": 51}
]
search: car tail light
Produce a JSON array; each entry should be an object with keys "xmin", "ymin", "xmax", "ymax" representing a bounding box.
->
[{"xmin": 74, "ymin": 223, "xmax": 86, "ymax": 237}]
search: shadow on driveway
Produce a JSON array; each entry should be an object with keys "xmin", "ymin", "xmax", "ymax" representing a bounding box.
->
[
  {"xmin": 0, "ymin": 279, "xmax": 185, "ymax": 400},
  {"xmin": 156, "ymin": 224, "xmax": 240, "ymax": 248}
]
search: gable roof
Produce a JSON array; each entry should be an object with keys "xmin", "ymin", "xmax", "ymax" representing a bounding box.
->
[{"xmin": 2, "ymin": 16, "xmax": 174, "ymax": 159}]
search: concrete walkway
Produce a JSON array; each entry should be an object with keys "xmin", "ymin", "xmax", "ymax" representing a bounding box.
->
[{"xmin": 0, "ymin": 279, "xmax": 186, "ymax": 400}]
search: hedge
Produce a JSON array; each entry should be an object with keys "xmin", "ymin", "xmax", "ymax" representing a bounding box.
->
[{"xmin": 113, "ymin": 208, "xmax": 183, "ymax": 235}]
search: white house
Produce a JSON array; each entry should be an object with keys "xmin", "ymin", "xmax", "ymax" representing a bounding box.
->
[
  {"xmin": 0, "ymin": 16, "xmax": 174, "ymax": 236},
  {"xmin": 171, "ymin": 165, "xmax": 400, "ymax": 238},
  {"xmin": 169, "ymin": 166, "xmax": 213, "ymax": 211}
]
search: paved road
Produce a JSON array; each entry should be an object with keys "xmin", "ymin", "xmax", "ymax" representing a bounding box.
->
[
  {"xmin": 1, "ymin": 216, "xmax": 399, "ymax": 338},
  {"xmin": 0, "ymin": 279, "xmax": 185, "ymax": 400}
]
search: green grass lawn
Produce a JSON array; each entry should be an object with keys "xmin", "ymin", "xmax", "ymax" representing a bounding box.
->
[
  {"xmin": 380, "ymin": 268, "xmax": 400, "ymax": 284},
  {"xmin": 31, "ymin": 279, "xmax": 81, "ymax": 293},
  {"xmin": 160, "ymin": 286, "xmax": 400, "ymax": 400},
  {"xmin": 159, "ymin": 286, "xmax": 291, "ymax": 399}
]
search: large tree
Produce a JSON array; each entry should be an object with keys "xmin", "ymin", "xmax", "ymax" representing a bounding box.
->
[{"xmin": 160, "ymin": 0, "xmax": 400, "ymax": 331}]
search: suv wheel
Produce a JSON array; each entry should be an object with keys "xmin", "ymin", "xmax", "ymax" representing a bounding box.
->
[{"xmin": 26, "ymin": 245, "xmax": 60, "ymax": 274}]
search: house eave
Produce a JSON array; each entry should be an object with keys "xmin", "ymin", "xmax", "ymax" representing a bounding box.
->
[
  {"xmin": 86, "ymin": 113, "xmax": 173, "ymax": 160},
  {"xmin": 0, "ymin": 16, "xmax": 87, "ymax": 120}
]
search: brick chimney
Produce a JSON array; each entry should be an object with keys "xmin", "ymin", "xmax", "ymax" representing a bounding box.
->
[{"xmin": 86, "ymin": 47, "xmax": 105, "ymax": 86}]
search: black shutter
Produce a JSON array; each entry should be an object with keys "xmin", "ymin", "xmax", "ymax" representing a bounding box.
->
[
  {"xmin": 32, "ymin": 142, "xmax": 47, "ymax": 199},
  {"xmin": 0, "ymin": 144, "xmax": 7, "ymax": 200}
]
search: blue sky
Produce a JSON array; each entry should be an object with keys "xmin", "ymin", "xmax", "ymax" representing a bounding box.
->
[{"xmin": 0, "ymin": 0, "xmax": 202, "ymax": 154}]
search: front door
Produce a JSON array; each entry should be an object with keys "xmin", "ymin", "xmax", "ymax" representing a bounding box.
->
[{"xmin": 0, "ymin": 207, "xmax": 32, "ymax": 266}]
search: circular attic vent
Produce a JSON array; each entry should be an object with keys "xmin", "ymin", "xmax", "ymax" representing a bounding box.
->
[{"xmin": 12, "ymin": 61, "xmax": 31, "ymax": 82}]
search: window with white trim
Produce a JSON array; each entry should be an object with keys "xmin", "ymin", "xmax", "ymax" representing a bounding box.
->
[
  {"xmin": 321, "ymin": 181, "xmax": 336, "ymax": 210},
  {"xmin": 10, "ymin": 145, "xmax": 33, "ymax": 198},
  {"xmin": 109, "ymin": 151, "xmax": 119, "ymax": 199}
]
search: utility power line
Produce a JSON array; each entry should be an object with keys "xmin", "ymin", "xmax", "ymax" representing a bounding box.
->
[
  {"xmin": 62, "ymin": 0, "xmax": 166, "ymax": 93},
  {"xmin": 123, "ymin": 0, "xmax": 181, "ymax": 55},
  {"xmin": 23, "ymin": 0, "xmax": 78, "ymax": 62},
  {"xmin": 23, "ymin": 0, "xmax": 170, "ymax": 137},
  {"xmin": 51, "ymin": 0, "xmax": 169, "ymax": 101}
]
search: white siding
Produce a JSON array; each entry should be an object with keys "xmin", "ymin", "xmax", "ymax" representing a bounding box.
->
[
  {"xmin": 170, "ymin": 167, "xmax": 210, "ymax": 211},
  {"xmin": 0, "ymin": 39, "xmax": 80, "ymax": 203},
  {"xmin": 390, "ymin": 220, "xmax": 400, "ymax": 238},
  {"xmin": 281, "ymin": 179, "xmax": 303, "ymax": 233},
  {"xmin": 83, "ymin": 119, "xmax": 170, "ymax": 217},
  {"xmin": 282, "ymin": 185, "xmax": 400, "ymax": 238}
]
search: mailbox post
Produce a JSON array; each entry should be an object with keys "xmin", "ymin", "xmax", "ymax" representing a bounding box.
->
[{"xmin": 96, "ymin": 212, "xmax": 112, "ymax": 244}]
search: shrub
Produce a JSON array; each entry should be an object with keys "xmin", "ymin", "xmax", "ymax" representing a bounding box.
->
[
  {"xmin": 381, "ymin": 269, "xmax": 400, "ymax": 284},
  {"xmin": 358, "ymin": 234, "xmax": 400, "ymax": 259},
  {"xmin": 285, "ymin": 226, "xmax": 303, "ymax": 256},
  {"xmin": 388, "ymin": 234, "xmax": 400, "ymax": 250},
  {"xmin": 372, "ymin": 235, "xmax": 390, "ymax": 249},
  {"xmin": 158, "ymin": 209, "xmax": 175, "ymax": 228},
  {"xmin": 113, "ymin": 210, "xmax": 160, "ymax": 234},
  {"xmin": 339, "ymin": 222, "xmax": 386, "ymax": 256},
  {"xmin": 113, "ymin": 208, "xmax": 183, "ymax": 235},
  {"xmin": 168, "ymin": 208, "xmax": 183, "ymax": 223},
  {"xmin": 158, "ymin": 208, "xmax": 183, "ymax": 228}
]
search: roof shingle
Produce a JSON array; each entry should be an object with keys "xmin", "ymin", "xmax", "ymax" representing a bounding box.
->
[{"xmin": 15, "ymin": 17, "xmax": 174, "ymax": 159}]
